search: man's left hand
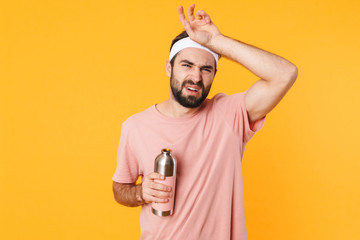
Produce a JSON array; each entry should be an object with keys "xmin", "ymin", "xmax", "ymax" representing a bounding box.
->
[{"xmin": 178, "ymin": 4, "xmax": 222, "ymax": 48}]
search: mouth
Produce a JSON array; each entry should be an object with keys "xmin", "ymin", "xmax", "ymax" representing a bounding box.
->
[
  {"xmin": 184, "ymin": 85, "xmax": 202, "ymax": 96},
  {"xmin": 184, "ymin": 83, "xmax": 202, "ymax": 93},
  {"xmin": 186, "ymin": 86, "xmax": 199, "ymax": 92}
]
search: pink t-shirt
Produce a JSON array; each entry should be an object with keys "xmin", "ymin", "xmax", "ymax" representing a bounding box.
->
[{"xmin": 113, "ymin": 92, "xmax": 265, "ymax": 240}]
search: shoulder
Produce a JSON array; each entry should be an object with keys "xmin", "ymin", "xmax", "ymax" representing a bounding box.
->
[
  {"xmin": 209, "ymin": 92, "xmax": 247, "ymax": 106},
  {"xmin": 122, "ymin": 105, "xmax": 155, "ymax": 129}
]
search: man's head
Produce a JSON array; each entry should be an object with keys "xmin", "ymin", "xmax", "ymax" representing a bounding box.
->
[
  {"xmin": 167, "ymin": 31, "xmax": 220, "ymax": 108},
  {"xmin": 169, "ymin": 31, "xmax": 219, "ymax": 72}
]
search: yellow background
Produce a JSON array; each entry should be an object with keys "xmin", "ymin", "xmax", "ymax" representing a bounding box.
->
[{"xmin": 1, "ymin": 0, "xmax": 359, "ymax": 239}]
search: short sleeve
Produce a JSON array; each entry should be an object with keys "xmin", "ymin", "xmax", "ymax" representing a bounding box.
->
[
  {"xmin": 213, "ymin": 91, "xmax": 266, "ymax": 143},
  {"xmin": 112, "ymin": 120, "xmax": 140, "ymax": 183}
]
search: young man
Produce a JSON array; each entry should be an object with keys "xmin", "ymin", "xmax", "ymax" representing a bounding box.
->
[{"xmin": 112, "ymin": 4, "xmax": 297, "ymax": 240}]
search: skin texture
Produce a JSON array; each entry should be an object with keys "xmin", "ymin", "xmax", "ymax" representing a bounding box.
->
[{"xmin": 113, "ymin": 4, "xmax": 298, "ymax": 207}]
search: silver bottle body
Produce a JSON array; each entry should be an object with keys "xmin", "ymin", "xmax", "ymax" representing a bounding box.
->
[
  {"xmin": 152, "ymin": 148, "xmax": 176, "ymax": 216},
  {"xmin": 154, "ymin": 149, "xmax": 176, "ymax": 177}
]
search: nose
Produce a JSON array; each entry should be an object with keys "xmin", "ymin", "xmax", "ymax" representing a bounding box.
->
[{"xmin": 190, "ymin": 66, "xmax": 202, "ymax": 82}]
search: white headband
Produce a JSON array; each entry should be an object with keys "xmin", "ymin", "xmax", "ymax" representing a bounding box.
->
[{"xmin": 169, "ymin": 37, "xmax": 219, "ymax": 67}]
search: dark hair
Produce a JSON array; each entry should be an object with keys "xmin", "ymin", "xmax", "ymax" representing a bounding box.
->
[{"xmin": 169, "ymin": 31, "xmax": 219, "ymax": 73}]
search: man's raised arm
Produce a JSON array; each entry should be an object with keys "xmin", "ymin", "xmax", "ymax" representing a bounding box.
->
[{"xmin": 179, "ymin": 4, "xmax": 298, "ymax": 123}]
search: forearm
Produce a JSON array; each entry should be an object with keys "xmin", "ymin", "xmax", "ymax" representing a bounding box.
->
[
  {"xmin": 112, "ymin": 181, "xmax": 145, "ymax": 207},
  {"xmin": 209, "ymin": 34, "xmax": 298, "ymax": 83}
]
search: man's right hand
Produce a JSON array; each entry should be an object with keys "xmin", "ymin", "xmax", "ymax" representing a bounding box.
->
[{"xmin": 142, "ymin": 172, "xmax": 173, "ymax": 204}]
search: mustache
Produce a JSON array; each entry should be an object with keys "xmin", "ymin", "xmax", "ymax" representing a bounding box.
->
[{"xmin": 181, "ymin": 80, "xmax": 204, "ymax": 89}]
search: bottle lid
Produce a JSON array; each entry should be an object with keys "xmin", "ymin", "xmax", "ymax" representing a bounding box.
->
[
  {"xmin": 154, "ymin": 148, "xmax": 176, "ymax": 176},
  {"xmin": 161, "ymin": 148, "xmax": 172, "ymax": 153}
]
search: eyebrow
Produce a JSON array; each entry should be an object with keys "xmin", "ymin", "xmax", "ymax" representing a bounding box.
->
[{"xmin": 179, "ymin": 59, "xmax": 214, "ymax": 70}]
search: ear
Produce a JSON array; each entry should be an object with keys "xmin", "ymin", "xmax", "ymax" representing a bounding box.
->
[{"xmin": 166, "ymin": 59, "xmax": 171, "ymax": 77}]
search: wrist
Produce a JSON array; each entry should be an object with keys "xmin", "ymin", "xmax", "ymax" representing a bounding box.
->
[
  {"xmin": 208, "ymin": 33, "xmax": 225, "ymax": 55},
  {"xmin": 135, "ymin": 184, "xmax": 145, "ymax": 206}
]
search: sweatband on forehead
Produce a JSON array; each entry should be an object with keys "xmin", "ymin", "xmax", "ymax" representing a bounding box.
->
[{"xmin": 169, "ymin": 37, "xmax": 219, "ymax": 67}]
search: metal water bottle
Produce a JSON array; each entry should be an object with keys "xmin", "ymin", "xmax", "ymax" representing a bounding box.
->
[{"xmin": 151, "ymin": 148, "xmax": 177, "ymax": 216}]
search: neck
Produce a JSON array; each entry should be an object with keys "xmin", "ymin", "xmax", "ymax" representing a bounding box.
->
[{"xmin": 156, "ymin": 94, "xmax": 203, "ymax": 118}]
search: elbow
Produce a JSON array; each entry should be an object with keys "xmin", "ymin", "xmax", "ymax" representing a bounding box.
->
[
  {"xmin": 112, "ymin": 183, "xmax": 121, "ymax": 204},
  {"xmin": 112, "ymin": 181, "xmax": 125, "ymax": 205},
  {"xmin": 289, "ymin": 64, "xmax": 298, "ymax": 84},
  {"xmin": 113, "ymin": 193, "xmax": 121, "ymax": 205},
  {"xmin": 279, "ymin": 62, "xmax": 298, "ymax": 87}
]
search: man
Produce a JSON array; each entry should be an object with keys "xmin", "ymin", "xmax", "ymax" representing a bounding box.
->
[{"xmin": 112, "ymin": 4, "xmax": 297, "ymax": 240}]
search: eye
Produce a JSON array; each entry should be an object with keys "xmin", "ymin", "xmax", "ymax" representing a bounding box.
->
[
  {"xmin": 182, "ymin": 64, "xmax": 191, "ymax": 68},
  {"xmin": 202, "ymin": 68, "xmax": 212, "ymax": 73}
]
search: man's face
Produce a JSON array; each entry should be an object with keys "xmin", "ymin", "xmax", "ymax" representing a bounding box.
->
[{"xmin": 168, "ymin": 48, "xmax": 216, "ymax": 108}]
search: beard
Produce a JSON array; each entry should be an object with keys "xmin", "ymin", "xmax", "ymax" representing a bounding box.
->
[{"xmin": 170, "ymin": 72, "xmax": 212, "ymax": 109}]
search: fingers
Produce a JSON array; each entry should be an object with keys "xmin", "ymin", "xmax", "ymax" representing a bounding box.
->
[
  {"xmin": 146, "ymin": 172, "xmax": 165, "ymax": 181},
  {"xmin": 186, "ymin": 4, "xmax": 210, "ymax": 23},
  {"xmin": 196, "ymin": 9, "xmax": 211, "ymax": 23},
  {"xmin": 178, "ymin": 5, "xmax": 194, "ymax": 36},
  {"xmin": 178, "ymin": 6, "xmax": 187, "ymax": 27},
  {"xmin": 143, "ymin": 185, "xmax": 172, "ymax": 202},
  {"xmin": 187, "ymin": 4, "xmax": 196, "ymax": 21},
  {"xmin": 149, "ymin": 180, "xmax": 172, "ymax": 192},
  {"xmin": 179, "ymin": 5, "xmax": 211, "ymax": 29},
  {"xmin": 142, "ymin": 172, "xmax": 173, "ymax": 204}
]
